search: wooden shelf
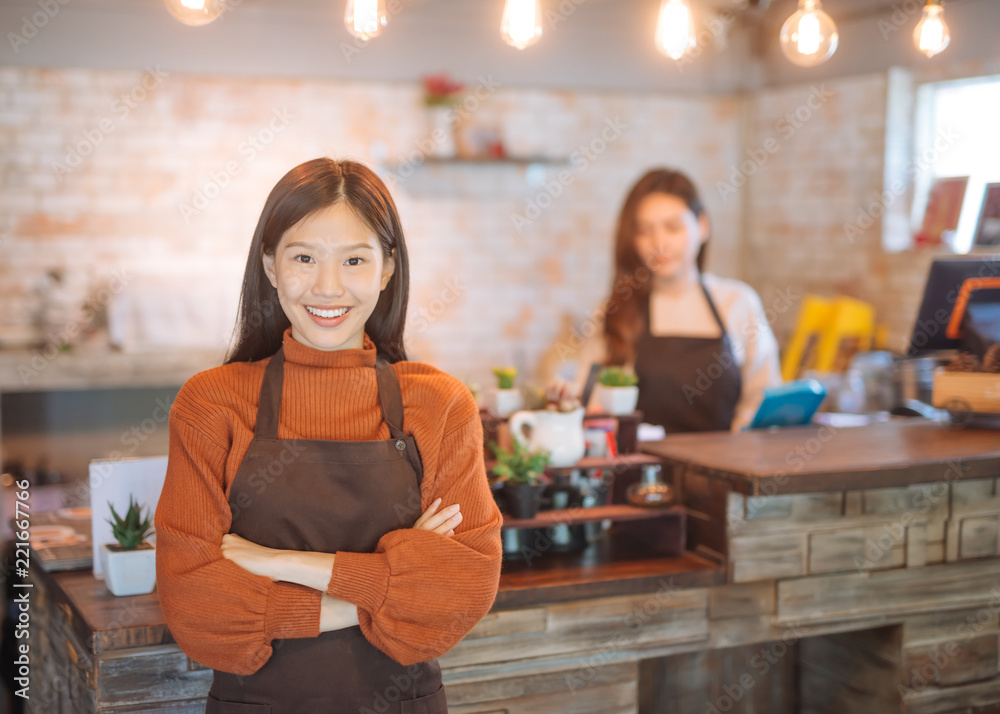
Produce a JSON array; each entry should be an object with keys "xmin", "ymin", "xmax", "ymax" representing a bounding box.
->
[
  {"xmin": 494, "ymin": 537, "xmax": 723, "ymax": 610},
  {"xmin": 486, "ymin": 452, "xmax": 662, "ymax": 475},
  {"xmin": 502, "ymin": 504, "xmax": 682, "ymax": 530}
]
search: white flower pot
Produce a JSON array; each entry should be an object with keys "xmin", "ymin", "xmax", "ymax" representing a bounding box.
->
[
  {"xmin": 100, "ymin": 543, "xmax": 156, "ymax": 596},
  {"xmin": 597, "ymin": 385, "xmax": 639, "ymax": 416},
  {"xmin": 426, "ymin": 105, "xmax": 457, "ymax": 158},
  {"xmin": 487, "ymin": 388, "xmax": 523, "ymax": 418}
]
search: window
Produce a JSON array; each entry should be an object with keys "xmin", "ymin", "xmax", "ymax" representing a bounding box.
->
[{"xmin": 911, "ymin": 76, "xmax": 1000, "ymax": 253}]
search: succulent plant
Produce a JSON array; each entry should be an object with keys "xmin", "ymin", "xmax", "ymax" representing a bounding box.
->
[
  {"xmin": 492, "ymin": 366, "xmax": 517, "ymax": 390},
  {"xmin": 106, "ymin": 495, "xmax": 155, "ymax": 550},
  {"xmin": 598, "ymin": 366, "xmax": 639, "ymax": 387},
  {"xmin": 489, "ymin": 439, "xmax": 549, "ymax": 486}
]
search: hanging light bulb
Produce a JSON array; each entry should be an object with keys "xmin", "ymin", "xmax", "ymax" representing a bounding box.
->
[
  {"xmin": 913, "ymin": 0, "xmax": 950, "ymax": 58},
  {"xmin": 779, "ymin": 0, "xmax": 838, "ymax": 67},
  {"xmin": 501, "ymin": 0, "xmax": 542, "ymax": 50},
  {"xmin": 655, "ymin": 0, "xmax": 696, "ymax": 60},
  {"xmin": 344, "ymin": 0, "xmax": 388, "ymax": 41},
  {"xmin": 164, "ymin": 0, "xmax": 226, "ymax": 27}
]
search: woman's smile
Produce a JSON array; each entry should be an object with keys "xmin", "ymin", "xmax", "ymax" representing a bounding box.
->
[{"xmin": 304, "ymin": 304, "xmax": 353, "ymax": 326}]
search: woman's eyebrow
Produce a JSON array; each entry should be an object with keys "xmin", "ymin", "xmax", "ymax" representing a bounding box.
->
[{"xmin": 284, "ymin": 241, "xmax": 376, "ymax": 251}]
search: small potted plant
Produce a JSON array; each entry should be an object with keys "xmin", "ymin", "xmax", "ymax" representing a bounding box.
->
[
  {"xmin": 490, "ymin": 439, "xmax": 550, "ymax": 519},
  {"xmin": 422, "ymin": 73, "xmax": 465, "ymax": 158},
  {"xmin": 487, "ymin": 366, "xmax": 523, "ymax": 418},
  {"xmin": 101, "ymin": 495, "xmax": 157, "ymax": 597},
  {"xmin": 597, "ymin": 366, "xmax": 639, "ymax": 415}
]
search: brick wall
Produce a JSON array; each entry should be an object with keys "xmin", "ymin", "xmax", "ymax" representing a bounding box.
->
[
  {"xmin": 0, "ymin": 66, "xmax": 743, "ymax": 390},
  {"xmin": 741, "ymin": 71, "xmax": 938, "ymax": 352}
]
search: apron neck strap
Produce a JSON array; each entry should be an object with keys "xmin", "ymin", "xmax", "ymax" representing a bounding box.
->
[
  {"xmin": 375, "ymin": 356, "xmax": 407, "ymax": 440},
  {"xmin": 698, "ymin": 277, "xmax": 728, "ymax": 334},
  {"xmin": 252, "ymin": 345, "xmax": 407, "ymax": 440},
  {"xmin": 642, "ymin": 276, "xmax": 728, "ymax": 335},
  {"xmin": 254, "ymin": 346, "xmax": 285, "ymax": 439}
]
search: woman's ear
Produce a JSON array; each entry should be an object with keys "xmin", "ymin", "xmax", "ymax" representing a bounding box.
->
[
  {"xmin": 262, "ymin": 250, "xmax": 278, "ymax": 289},
  {"xmin": 380, "ymin": 249, "xmax": 396, "ymax": 291},
  {"xmin": 698, "ymin": 213, "xmax": 710, "ymax": 245}
]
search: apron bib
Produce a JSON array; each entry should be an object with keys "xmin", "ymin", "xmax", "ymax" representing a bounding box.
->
[
  {"xmin": 206, "ymin": 346, "xmax": 447, "ymax": 714},
  {"xmin": 634, "ymin": 279, "xmax": 742, "ymax": 433}
]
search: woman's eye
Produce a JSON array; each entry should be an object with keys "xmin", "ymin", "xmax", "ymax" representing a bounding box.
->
[
  {"xmin": 294, "ymin": 254, "xmax": 314, "ymax": 264},
  {"xmin": 345, "ymin": 256, "xmax": 364, "ymax": 266}
]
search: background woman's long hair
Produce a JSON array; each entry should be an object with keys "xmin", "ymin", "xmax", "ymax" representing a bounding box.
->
[
  {"xmin": 224, "ymin": 158, "xmax": 410, "ymax": 364},
  {"xmin": 603, "ymin": 168, "xmax": 707, "ymax": 367}
]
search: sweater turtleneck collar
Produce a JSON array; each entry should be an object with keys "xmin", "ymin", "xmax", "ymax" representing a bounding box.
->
[{"xmin": 279, "ymin": 326, "xmax": 378, "ymax": 368}]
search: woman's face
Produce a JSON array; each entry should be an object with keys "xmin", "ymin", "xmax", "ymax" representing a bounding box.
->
[
  {"xmin": 262, "ymin": 202, "xmax": 395, "ymax": 352},
  {"xmin": 633, "ymin": 192, "xmax": 708, "ymax": 280}
]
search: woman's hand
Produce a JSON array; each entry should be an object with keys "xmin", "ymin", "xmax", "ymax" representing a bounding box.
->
[
  {"xmin": 413, "ymin": 498, "xmax": 462, "ymax": 536},
  {"xmin": 220, "ymin": 533, "xmax": 283, "ymax": 581}
]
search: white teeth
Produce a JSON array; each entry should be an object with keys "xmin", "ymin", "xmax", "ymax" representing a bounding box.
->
[{"xmin": 306, "ymin": 306, "xmax": 349, "ymax": 319}]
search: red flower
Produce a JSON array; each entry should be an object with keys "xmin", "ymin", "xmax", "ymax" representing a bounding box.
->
[{"xmin": 422, "ymin": 73, "xmax": 465, "ymax": 105}]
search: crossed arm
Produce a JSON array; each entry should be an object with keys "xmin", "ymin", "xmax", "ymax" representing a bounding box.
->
[{"xmin": 218, "ymin": 500, "xmax": 464, "ymax": 633}]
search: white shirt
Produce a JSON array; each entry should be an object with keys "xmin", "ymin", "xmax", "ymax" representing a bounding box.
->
[{"xmin": 548, "ymin": 273, "xmax": 783, "ymax": 432}]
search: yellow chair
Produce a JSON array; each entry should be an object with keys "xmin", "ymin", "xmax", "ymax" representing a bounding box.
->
[{"xmin": 782, "ymin": 296, "xmax": 875, "ymax": 380}]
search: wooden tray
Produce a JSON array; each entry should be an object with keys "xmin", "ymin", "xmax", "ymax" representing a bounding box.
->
[{"xmin": 932, "ymin": 369, "xmax": 1000, "ymax": 414}]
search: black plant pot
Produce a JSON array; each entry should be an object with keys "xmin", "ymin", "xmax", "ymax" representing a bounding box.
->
[{"xmin": 503, "ymin": 483, "xmax": 546, "ymax": 519}]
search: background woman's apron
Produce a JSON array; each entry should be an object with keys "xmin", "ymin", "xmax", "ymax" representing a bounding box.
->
[
  {"xmin": 206, "ymin": 346, "xmax": 447, "ymax": 714},
  {"xmin": 633, "ymin": 279, "xmax": 742, "ymax": 433}
]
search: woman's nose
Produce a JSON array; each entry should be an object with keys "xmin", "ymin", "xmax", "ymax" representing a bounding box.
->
[{"xmin": 313, "ymin": 261, "xmax": 344, "ymax": 295}]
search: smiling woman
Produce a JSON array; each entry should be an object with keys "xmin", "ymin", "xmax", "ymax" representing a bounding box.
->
[{"xmin": 154, "ymin": 158, "xmax": 502, "ymax": 714}]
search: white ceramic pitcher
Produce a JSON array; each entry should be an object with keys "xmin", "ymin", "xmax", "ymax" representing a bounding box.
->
[{"xmin": 508, "ymin": 406, "xmax": 586, "ymax": 467}]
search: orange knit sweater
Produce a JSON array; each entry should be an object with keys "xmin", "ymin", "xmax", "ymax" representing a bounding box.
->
[{"xmin": 154, "ymin": 326, "xmax": 503, "ymax": 675}]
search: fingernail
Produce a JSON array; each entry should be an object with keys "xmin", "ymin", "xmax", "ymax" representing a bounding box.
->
[
  {"xmin": 454, "ymin": 512, "xmax": 463, "ymax": 520},
  {"xmin": 433, "ymin": 498, "xmax": 441, "ymax": 505},
  {"xmin": 448, "ymin": 504, "xmax": 460, "ymax": 512}
]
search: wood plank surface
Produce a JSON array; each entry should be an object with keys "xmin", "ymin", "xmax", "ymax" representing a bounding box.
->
[{"xmin": 641, "ymin": 420, "xmax": 1000, "ymax": 496}]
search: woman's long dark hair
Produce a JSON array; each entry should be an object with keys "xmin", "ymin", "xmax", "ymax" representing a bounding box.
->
[
  {"xmin": 225, "ymin": 158, "xmax": 410, "ymax": 364},
  {"xmin": 603, "ymin": 168, "xmax": 707, "ymax": 367}
]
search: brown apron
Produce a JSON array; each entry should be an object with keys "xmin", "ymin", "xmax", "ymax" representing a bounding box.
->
[
  {"xmin": 633, "ymin": 278, "xmax": 742, "ymax": 433},
  {"xmin": 205, "ymin": 346, "xmax": 448, "ymax": 714}
]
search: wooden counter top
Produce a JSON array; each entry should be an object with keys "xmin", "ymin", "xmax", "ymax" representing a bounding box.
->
[
  {"xmin": 640, "ymin": 418, "xmax": 1000, "ymax": 496},
  {"xmin": 30, "ymin": 541, "xmax": 723, "ymax": 653}
]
